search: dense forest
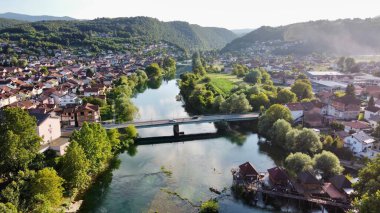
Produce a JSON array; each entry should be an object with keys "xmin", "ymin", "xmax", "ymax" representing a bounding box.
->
[
  {"xmin": 0, "ymin": 16, "xmax": 237, "ymax": 52},
  {"xmin": 223, "ymin": 18, "xmax": 380, "ymax": 55},
  {"xmin": 0, "ymin": 18, "xmax": 26, "ymax": 30}
]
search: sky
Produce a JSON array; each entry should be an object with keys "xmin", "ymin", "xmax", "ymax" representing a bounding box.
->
[{"xmin": 0, "ymin": 0, "xmax": 380, "ymax": 29}]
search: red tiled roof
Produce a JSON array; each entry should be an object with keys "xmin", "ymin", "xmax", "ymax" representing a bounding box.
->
[{"xmin": 239, "ymin": 162, "xmax": 259, "ymax": 177}]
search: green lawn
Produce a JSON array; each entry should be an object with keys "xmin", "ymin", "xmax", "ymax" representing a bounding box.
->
[{"xmin": 207, "ymin": 73, "xmax": 243, "ymax": 94}]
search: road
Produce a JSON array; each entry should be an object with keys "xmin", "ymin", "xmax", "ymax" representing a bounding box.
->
[{"xmin": 102, "ymin": 113, "xmax": 260, "ymax": 129}]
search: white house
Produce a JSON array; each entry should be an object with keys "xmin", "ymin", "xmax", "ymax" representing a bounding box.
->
[
  {"xmin": 60, "ymin": 93, "xmax": 81, "ymax": 106},
  {"xmin": 343, "ymin": 131, "xmax": 379, "ymax": 159},
  {"xmin": 31, "ymin": 112, "xmax": 61, "ymax": 145},
  {"xmin": 364, "ymin": 106, "xmax": 380, "ymax": 120}
]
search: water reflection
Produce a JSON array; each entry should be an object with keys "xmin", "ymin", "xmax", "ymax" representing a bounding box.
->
[{"xmin": 81, "ymin": 79, "xmax": 281, "ymax": 213}]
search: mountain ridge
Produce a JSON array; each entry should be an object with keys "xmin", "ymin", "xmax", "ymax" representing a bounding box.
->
[
  {"xmin": 0, "ymin": 12, "xmax": 76, "ymax": 22},
  {"xmin": 0, "ymin": 16, "xmax": 237, "ymax": 51},
  {"xmin": 223, "ymin": 18, "xmax": 380, "ymax": 55}
]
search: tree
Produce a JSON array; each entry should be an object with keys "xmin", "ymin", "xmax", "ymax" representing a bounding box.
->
[
  {"xmin": 17, "ymin": 59, "xmax": 28, "ymax": 67},
  {"xmin": 0, "ymin": 202, "xmax": 17, "ymax": 213},
  {"xmin": 0, "ymin": 108, "xmax": 41, "ymax": 176},
  {"xmin": 220, "ymin": 93, "xmax": 252, "ymax": 113},
  {"xmin": 277, "ymin": 89, "xmax": 297, "ymax": 104},
  {"xmin": 313, "ymin": 151, "xmax": 343, "ymax": 178},
  {"xmin": 86, "ymin": 68, "xmax": 95, "ymax": 78},
  {"xmin": 271, "ymin": 119, "xmax": 292, "ymax": 145},
  {"xmin": 192, "ymin": 52, "xmax": 206, "ymax": 76},
  {"xmin": 124, "ymin": 125, "xmax": 138, "ymax": 139},
  {"xmin": 70, "ymin": 122, "xmax": 112, "ymax": 173},
  {"xmin": 244, "ymin": 69, "xmax": 262, "ymax": 84},
  {"xmin": 114, "ymin": 93, "xmax": 138, "ymax": 123},
  {"xmin": 10, "ymin": 57, "xmax": 18, "ymax": 66},
  {"xmin": 353, "ymin": 190, "xmax": 380, "ymax": 213},
  {"xmin": 330, "ymin": 121, "xmax": 344, "ymax": 131},
  {"xmin": 107, "ymin": 129, "xmax": 121, "ymax": 151},
  {"xmin": 30, "ymin": 168, "xmax": 64, "ymax": 207},
  {"xmin": 323, "ymin": 135, "xmax": 334, "ymax": 146},
  {"xmin": 285, "ymin": 152, "xmax": 313, "ymax": 177},
  {"xmin": 232, "ymin": 64, "xmax": 249, "ymax": 77},
  {"xmin": 40, "ymin": 66, "xmax": 49, "ymax": 75},
  {"xmin": 145, "ymin": 63, "xmax": 162, "ymax": 78},
  {"xmin": 293, "ymin": 128, "xmax": 322, "ymax": 153},
  {"xmin": 249, "ymin": 93, "xmax": 269, "ymax": 111},
  {"xmin": 258, "ymin": 104, "xmax": 293, "ymax": 136},
  {"xmin": 291, "ymin": 80, "xmax": 313, "ymax": 100},
  {"xmin": 200, "ymin": 200, "xmax": 219, "ymax": 213},
  {"xmin": 368, "ymin": 96, "xmax": 375, "ymax": 108},
  {"xmin": 60, "ymin": 141, "xmax": 91, "ymax": 193},
  {"xmin": 285, "ymin": 129, "xmax": 301, "ymax": 151},
  {"xmin": 1, "ymin": 170, "xmax": 36, "ymax": 211},
  {"xmin": 162, "ymin": 57, "xmax": 176, "ymax": 75},
  {"xmin": 345, "ymin": 84, "xmax": 355, "ymax": 96},
  {"xmin": 260, "ymin": 69, "xmax": 272, "ymax": 85},
  {"xmin": 354, "ymin": 155, "xmax": 380, "ymax": 197}
]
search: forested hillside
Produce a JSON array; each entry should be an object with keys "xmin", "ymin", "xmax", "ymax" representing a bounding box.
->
[
  {"xmin": 223, "ymin": 18, "xmax": 380, "ymax": 55},
  {"xmin": 0, "ymin": 18, "xmax": 26, "ymax": 30},
  {"xmin": 0, "ymin": 17, "xmax": 237, "ymax": 52}
]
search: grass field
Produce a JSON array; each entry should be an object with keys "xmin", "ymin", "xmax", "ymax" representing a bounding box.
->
[{"xmin": 207, "ymin": 73, "xmax": 243, "ymax": 94}]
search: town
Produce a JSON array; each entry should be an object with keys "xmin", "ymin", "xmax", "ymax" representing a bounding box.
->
[{"xmin": 0, "ymin": 3, "xmax": 380, "ymax": 212}]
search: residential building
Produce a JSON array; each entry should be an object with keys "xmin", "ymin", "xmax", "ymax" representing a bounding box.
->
[
  {"xmin": 30, "ymin": 112, "xmax": 61, "ymax": 145},
  {"xmin": 343, "ymin": 131, "xmax": 379, "ymax": 159}
]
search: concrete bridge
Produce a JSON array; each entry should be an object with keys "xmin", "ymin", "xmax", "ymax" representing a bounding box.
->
[
  {"xmin": 103, "ymin": 113, "xmax": 259, "ymax": 135},
  {"xmin": 62, "ymin": 113, "xmax": 260, "ymax": 137}
]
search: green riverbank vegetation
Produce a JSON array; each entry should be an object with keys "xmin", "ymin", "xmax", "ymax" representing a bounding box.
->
[{"xmin": 0, "ymin": 107, "xmax": 138, "ymax": 212}]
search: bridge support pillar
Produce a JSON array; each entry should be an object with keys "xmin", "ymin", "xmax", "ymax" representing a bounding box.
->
[{"xmin": 173, "ymin": 124, "xmax": 179, "ymax": 136}]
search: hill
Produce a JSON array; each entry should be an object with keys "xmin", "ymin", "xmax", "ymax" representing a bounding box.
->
[
  {"xmin": 0, "ymin": 17, "xmax": 237, "ymax": 52},
  {"xmin": 0, "ymin": 18, "xmax": 26, "ymax": 30},
  {"xmin": 0, "ymin": 12, "xmax": 76, "ymax": 22},
  {"xmin": 223, "ymin": 18, "xmax": 380, "ymax": 55}
]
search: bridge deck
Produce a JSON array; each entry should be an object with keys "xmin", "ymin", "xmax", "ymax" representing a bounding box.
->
[{"xmin": 103, "ymin": 113, "xmax": 259, "ymax": 129}]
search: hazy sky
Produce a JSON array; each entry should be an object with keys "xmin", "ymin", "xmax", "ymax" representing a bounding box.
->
[{"xmin": 0, "ymin": 0, "xmax": 379, "ymax": 29}]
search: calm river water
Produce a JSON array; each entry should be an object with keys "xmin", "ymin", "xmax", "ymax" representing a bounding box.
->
[{"xmin": 80, "ymin": 78, "xmax": 324, "ymax": 213}]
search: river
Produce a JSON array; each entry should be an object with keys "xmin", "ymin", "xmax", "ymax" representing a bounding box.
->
[{"xmin": 80, "ymin": 77, "xmax": 323, "ymax": 213}]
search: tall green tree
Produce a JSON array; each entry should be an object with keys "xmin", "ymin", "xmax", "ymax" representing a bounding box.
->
[
  {"xmin": 277, "ymin": 89, "xmax": 297, "ymax": 104},
  {"xmin": 70, "ymin": 122, "xmax": 112, "ymax": 173},
  {"xmin": 244, "ymin": 69, "xmax": 262, "ymax": 84},
  {"xmin": 0, "ymin": 108, "xmax": 41, "ymax": 176},
  {"xmin": 60, "ymin": 141, "xmax": 91, "ymax": 193},
  {"xmin": 271, "ymin": 119, "xmax": 292, "ymax": 145},
  {"xmin": 353, "ymin": 190, "xmax": 380, "ymax": 213},
  {"xmin": 291, "ymin": 80, "xmax": 313, "ymax": 100},
  {"xmin": 192, "ymin": 52, "xmax": 206, "ymax": 76},
  {"xmin": 220, "ymin": 93, "xmax": 252, "ymax": 113},
  {"xmin": 249, "ymin": 93, "xmax": 270, "ymax": 111},
  {"xmin": 285, "ymin": 152, "xmax": 313, "ymax": 177},
  {"xmin": 312, "ymin": 151, "xmax": 343, "ymax": 178},
  {"xmin": 145, "ymin": 63, "xmax": 162, "ymax": 79},
  {"xmin": 114, "ymin": 93, "xmax": 138, "ymax": 123},
  {"xmin": 30, "ymin": 168, "xmax": 64, "ymax": 207},
  {"xmin": 354, "ymin": 155, "xmax": 380, "ymax": 197},
  {"xmin": 107, "ymin": 129, "xmax": 121, "ymax": 151},
  {"xmin": 293, "ymin": 128, "xmax": 322, "ymax": 154},
  {"xmin": 0, "ymin": 202, "xmax": 17, "ymax": 213},
  {"xmin": 258, "ymin": 104, "xmax": 293, "ymax": 136}
]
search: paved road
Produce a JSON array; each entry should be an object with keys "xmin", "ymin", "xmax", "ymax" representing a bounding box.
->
[{"xmin": 103, "ymin": 113, "xmax": 260, "ymax": 129}]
